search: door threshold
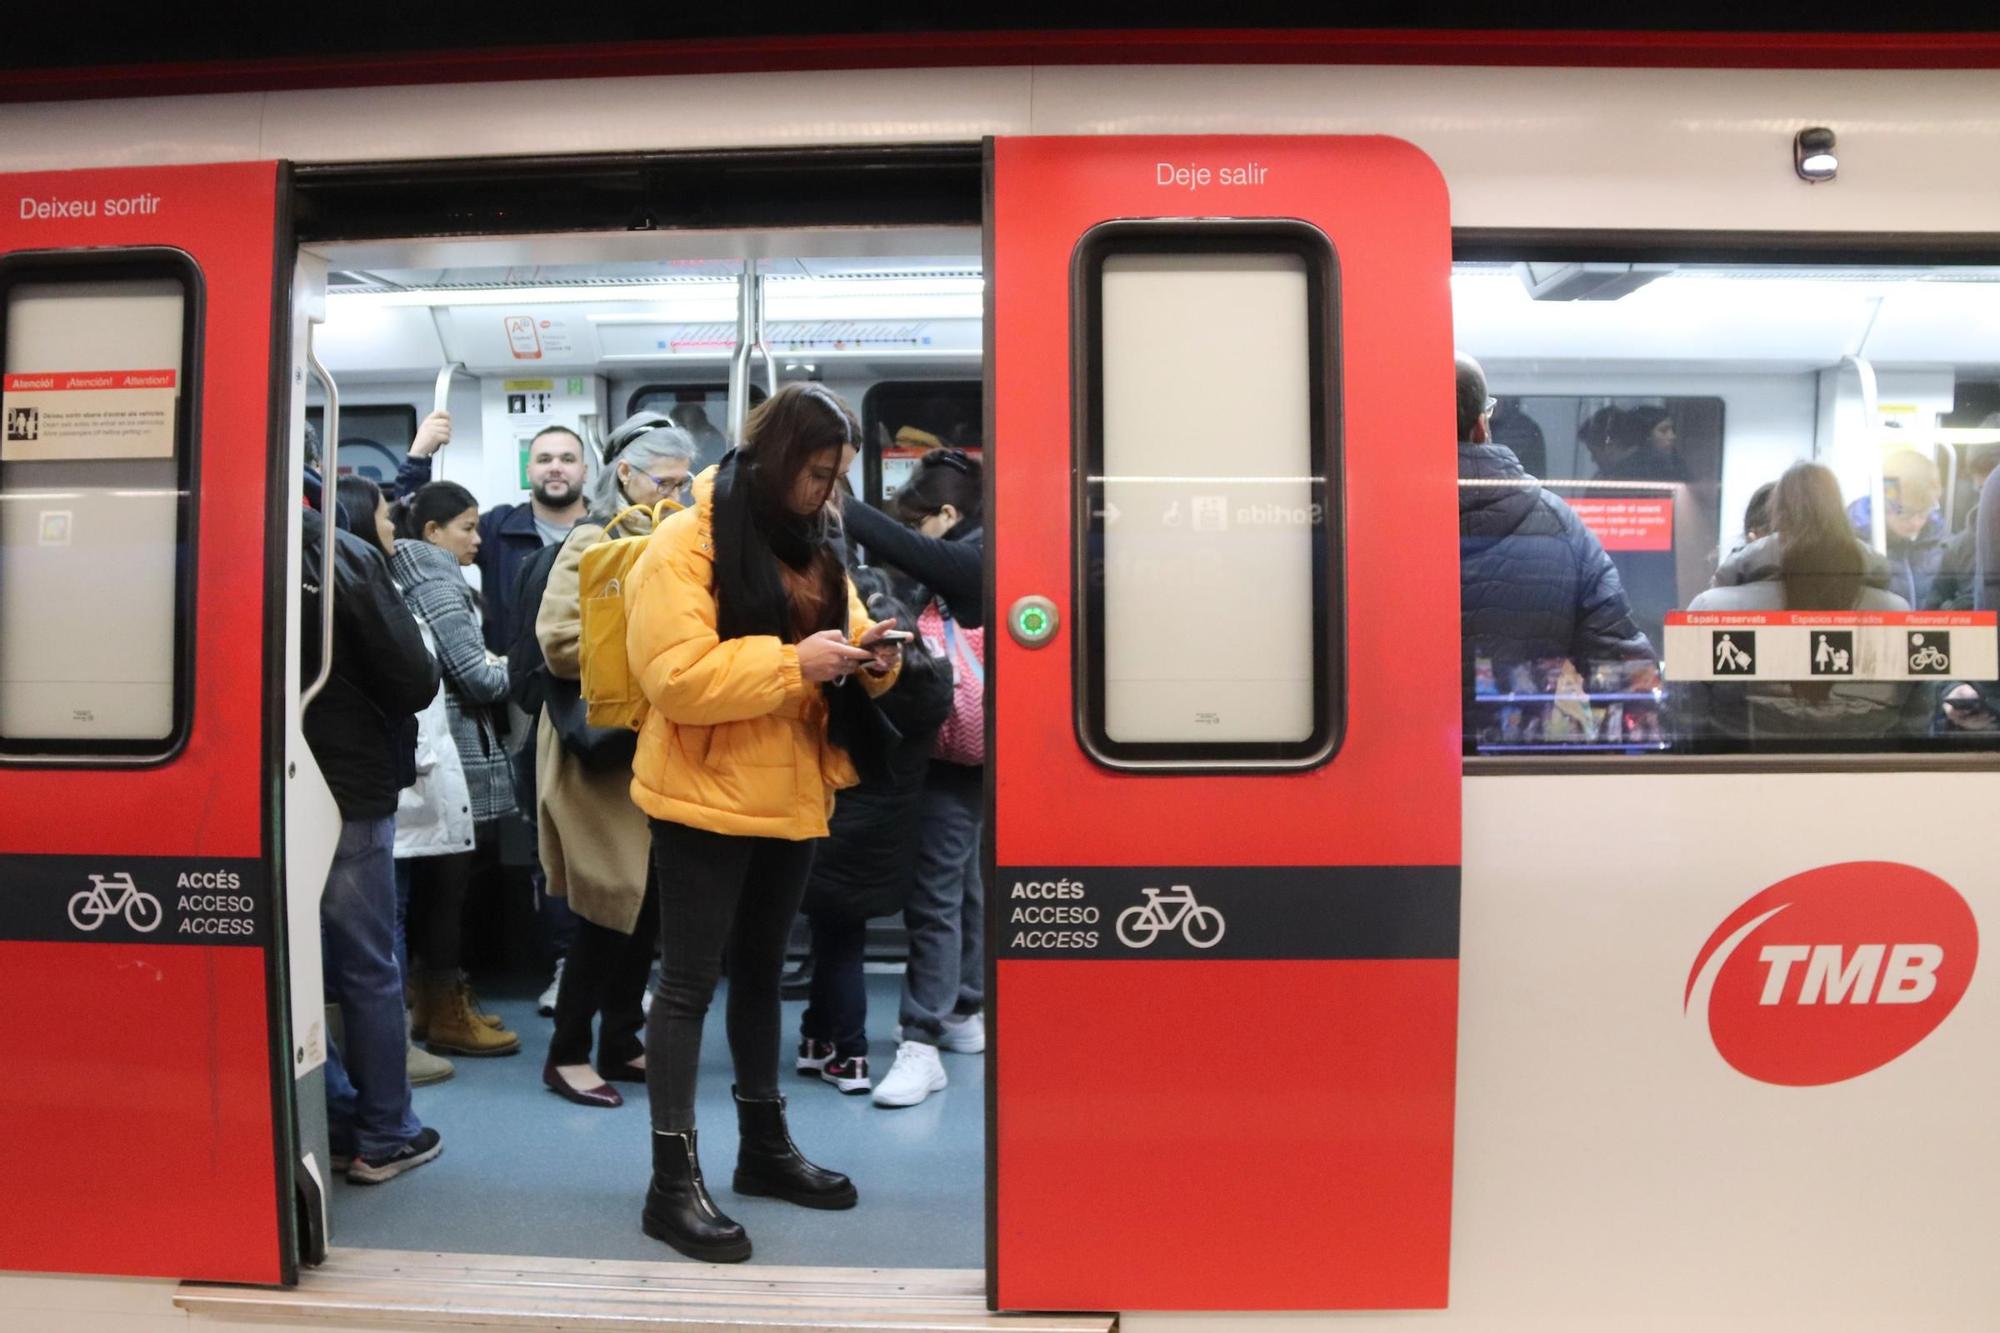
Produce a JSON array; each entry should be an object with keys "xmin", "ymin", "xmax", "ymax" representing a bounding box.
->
[{"xmin": 176, "ymin": 1247, "xmax": 1115, "ymax": 1331}]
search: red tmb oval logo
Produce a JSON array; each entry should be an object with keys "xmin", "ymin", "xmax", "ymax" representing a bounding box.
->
[{"xmin": 1686, "ymin": 861, "xmax": 1978, "ymax": 1086}]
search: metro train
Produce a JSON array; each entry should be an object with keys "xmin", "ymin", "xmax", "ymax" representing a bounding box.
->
[{"xmin": 3, "ymin": 27, "xmax": 2000, "ymax": 1333}]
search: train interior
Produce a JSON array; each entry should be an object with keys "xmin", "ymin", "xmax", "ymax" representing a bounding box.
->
[{"xmin": 293, "ymin": 230, "xmax": 2000, "ymax": 1267}]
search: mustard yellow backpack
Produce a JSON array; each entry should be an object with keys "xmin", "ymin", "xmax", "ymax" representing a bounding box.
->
[{"xmin": 578, "ymin": 499, "xmax": 681, "ymax": 730}]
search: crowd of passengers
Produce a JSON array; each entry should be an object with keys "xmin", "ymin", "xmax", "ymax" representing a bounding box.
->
[
  {"xmin": 1456, "ymin": 353, "xmax": 2000, "ymax": 748},
  {"xmin": 304, "ymin": 385, "xmax": 982, "ymax": 1262},
  {"xmin": 302, "ymin": 361, "xmax": 2000, "ymax": 1259}
]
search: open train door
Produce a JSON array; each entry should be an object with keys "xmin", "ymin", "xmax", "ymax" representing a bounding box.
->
[
  {"xmin": 987, "ymin": 137, "xmax": 1461, "ymax": 1311},
  {"xmin": 0, "ymin": 162, "xmax": 302, "ymax": 1284}
]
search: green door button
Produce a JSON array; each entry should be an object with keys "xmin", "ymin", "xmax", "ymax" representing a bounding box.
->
[{"xmin": 1008, "ymin": 595, "xmax": 1060, "ymax": 649}]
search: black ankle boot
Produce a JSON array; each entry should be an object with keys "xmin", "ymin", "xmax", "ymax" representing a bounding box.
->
[
  {"xmin": 643, "ymin": 1129, "xmax": 751, "ymax": 1262},
  {"xmin": 732, "ymin": 1087, "xmax": 858, "ymax": 1210}
]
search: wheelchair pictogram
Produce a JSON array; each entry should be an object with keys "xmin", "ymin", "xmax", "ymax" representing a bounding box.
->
[
  {"xmin": 1115, "ymin": 884, "xmax": 1227, "ymax": 950},
  {"xmin": 67, "ymin": 873, "xmax": 164, "ymax": 933}
]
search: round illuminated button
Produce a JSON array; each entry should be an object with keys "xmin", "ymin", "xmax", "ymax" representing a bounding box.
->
[{"xmin": 1008, "ymin": 595, "xmax": 1060, "ymax": 649}]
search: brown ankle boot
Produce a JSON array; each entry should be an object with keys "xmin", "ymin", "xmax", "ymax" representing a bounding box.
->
[
  {"xmin": 421, "ymin": 973, "xmax": 520, "ymax": 1057},
  {"xmin": 410, "ymin": 974, "xmax": 501, "ymax": 1040}
]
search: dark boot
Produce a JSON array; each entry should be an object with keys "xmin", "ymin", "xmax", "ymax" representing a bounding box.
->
[
  {"xmin": 642, "ymin": 1130, "xmax": 751, "ymax": 1262},
  {"xmin": 732, "ymin": 1087, "xmax": 858, "ymax": 1210}
]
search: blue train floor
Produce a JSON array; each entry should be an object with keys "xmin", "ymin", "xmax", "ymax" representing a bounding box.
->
[{"xmin": 327, "ymin": 971, "xmax": 985, "ymax": 1269}]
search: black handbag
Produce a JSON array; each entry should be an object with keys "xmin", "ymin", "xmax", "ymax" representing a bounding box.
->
[{"xmin": 544, "ymin": 670, "xmax": 639, "ymax": 771}]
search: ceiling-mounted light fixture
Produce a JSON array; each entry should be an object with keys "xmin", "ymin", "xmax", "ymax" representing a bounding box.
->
[{"xmin": 1794, "ymin": 127, "xmax": 1838, "ymax": 183}]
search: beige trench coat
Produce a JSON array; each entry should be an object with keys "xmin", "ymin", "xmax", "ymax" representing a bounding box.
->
[{"xmin": 535, "ymin": 514, "xmax": 653, "ymax": 934}]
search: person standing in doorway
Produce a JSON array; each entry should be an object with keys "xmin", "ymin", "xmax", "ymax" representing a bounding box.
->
[{"xmin": 625, "ymin": 384, "xmax": 902, "ymax": 1263}]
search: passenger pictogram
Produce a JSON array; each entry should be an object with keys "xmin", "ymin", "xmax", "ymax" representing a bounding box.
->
[
  {"xmin": 1115, "ymin": 884, "xmax": 1226, "ymax": 949},
  {"xmin": 1810, "ymin": 630, "xmax": 1854, "ymax": 676},
  {"xmin": 1908, "ymin": 631, "xmax": 1951, "ymax": 675},
  {"xmin": 1712, "ymin": 630, "xmax": 1756, "ymax": 675},
  {"xmin": 67, "ymin": 872, "xmax": 164, "ymax": 933}
]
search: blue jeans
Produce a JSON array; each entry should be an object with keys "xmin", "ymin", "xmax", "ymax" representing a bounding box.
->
[
  {"xmin": 898, "ymin": 762, "xmax": 984, "ymax": 1044},
  {"xmin": 323, "ymin": 817, "xmax": 423, "ymax": 1158}
]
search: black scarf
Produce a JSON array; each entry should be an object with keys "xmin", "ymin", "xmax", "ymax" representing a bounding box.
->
[{"xmin": 709, "ymin": 451, "xmax": 895, "ymax": 780}]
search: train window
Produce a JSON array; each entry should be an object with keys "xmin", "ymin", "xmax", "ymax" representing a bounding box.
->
[
  {"xmin": 1074, "ymin": 220, "xmax": 1342, "ymax": 771},
  {"xmin": 306, "ymin": 403, "xmax": 417, "ymax": 485},
  {"xmin": 1454, "ymin": 258, "xmax": 2000, "ymax": 760},
  {"xmin": 0, "ymin": 251, "xmax": 201, "ymax": 761},
  {"xmin": 862, "ymin": 380, "xmax": 982, "ymax": 503},
  {"xmin": 625, "ymin": 382, "xmax": 763, "ymax": 471}
]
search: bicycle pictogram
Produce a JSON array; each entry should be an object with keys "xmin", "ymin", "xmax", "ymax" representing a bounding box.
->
[
  {"xmin": 1909, "ymin": 632, "xmax": 1951, "ymax": 674},
  {"xmin": 1115, "ymin": 884, "xmax": 1226, "ymax": 950},
  {"xmin": 67, "ymin": 873, "xmax": 164, "ymax": 933}
]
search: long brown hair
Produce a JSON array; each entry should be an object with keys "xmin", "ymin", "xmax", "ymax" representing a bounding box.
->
[
  {"xmin": 1771, "ymin": 462, "xmax": 1865, "ymax": 610},
  {"xmin": 741, "ymin": 383, "xmax": 860, "ymax": 522}
]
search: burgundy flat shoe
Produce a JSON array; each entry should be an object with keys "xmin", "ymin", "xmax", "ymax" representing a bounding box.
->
[
  {"xmin": 601, "ymin": 1061, "xmax": 647, "ymax": 1084},
  {"xmin": 543, "ymin": 1060, "xmax": 623, "ymax": 1109}
]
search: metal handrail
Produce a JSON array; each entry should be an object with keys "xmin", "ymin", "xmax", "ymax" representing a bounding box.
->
[
  {"xmin": 430, "ymin": 360, "xmax": 471, "ymax": 481},
  {"xmin": 302, "ymin": 330, "xmax": 340, "ymax": 709}
]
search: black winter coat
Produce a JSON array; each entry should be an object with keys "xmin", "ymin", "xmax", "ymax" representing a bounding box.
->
[
  {"xmin": 301, "ymin": 509, "xmax": 442, "ymax": 821},
  {"xmin": 843, "ymin": 501, "xmax": 985, "ymax": 627},
  {"xmin": 801, "ymin": 637, "xmax": 956, "ymax": 923},
  {"xmin": 1458, "ymin": 444, "xmax": 1656, "ymax": 682}
]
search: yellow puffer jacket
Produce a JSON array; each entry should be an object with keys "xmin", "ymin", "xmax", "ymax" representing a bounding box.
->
[{"xmin": 625, "ymin": 467, "xmax": 895, "ymax": 841}]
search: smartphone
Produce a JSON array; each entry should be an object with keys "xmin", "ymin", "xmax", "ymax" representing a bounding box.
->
[{"xmin": 863, "ymin": 629, "xmax": 914, "ymax": 645}]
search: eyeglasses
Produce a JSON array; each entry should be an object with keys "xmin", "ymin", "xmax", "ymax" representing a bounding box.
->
[
  {"xmin": 1483, "ymin": 397, "xmax": 1498, "ymax": 416},
  {"xmin": 643, "ymin": 472, "xmax": 691, "ymax": 493}
]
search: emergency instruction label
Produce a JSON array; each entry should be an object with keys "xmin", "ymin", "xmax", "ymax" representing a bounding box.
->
[
  {"xmin": 995, "ymin": 865, "xmax": 1459, "ymax": 961},
  {"xmin": 1665, "ymin": 610, "xmax": 1999, "ymax": 683},
  {"xmin": 1, "ymin": 369, "xmax": 178, "ymax": 461}
]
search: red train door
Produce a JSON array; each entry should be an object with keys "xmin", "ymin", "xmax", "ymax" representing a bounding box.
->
[
  {"xmin": 0, "ymin": 163, "xmax": 296, "ymax": 1283},
  {"xmin": 988, "ymin": 137, "xmax": 1461, "ymax": 1311}
]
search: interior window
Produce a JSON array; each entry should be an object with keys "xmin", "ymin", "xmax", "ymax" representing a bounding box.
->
[
  {"xmin": 626, "ymin": 382, "xmax": 764, "ymax": 471},
  {"xmin": 306, "ymin": 403, "xmax": 418, "ymax": 485},
  {"xmin": 861, "ymin": 380, "xmax": 983, "ymax": 503},
  {"xmin": 1456, "ymin": 259, "xmax": 2000, "ymax": 758}
]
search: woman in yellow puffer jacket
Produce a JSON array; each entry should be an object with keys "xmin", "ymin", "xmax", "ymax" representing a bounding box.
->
[{"xmin": 623, "ymin": 384, "xmax": 902, "ymax": 1264}]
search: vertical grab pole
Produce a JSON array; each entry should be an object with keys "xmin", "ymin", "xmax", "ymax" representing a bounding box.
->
[
  {"xmin": 1844, "ymin": 354, "xmax": 1886, "ymax": 554},
  {"xmin": 728, "ymin": 262, "xmax": 755, "ymax": 447},
  {"xmin": 728, "ymin": 263, "xmax": 780, "ymax": 448},
  {"xmin": 303, "ymin": 325, "xmax": 340, "ymax": 708}
]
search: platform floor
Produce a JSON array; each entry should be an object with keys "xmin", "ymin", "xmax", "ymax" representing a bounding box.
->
[{"xmin": 327, "ymin": 971, "xmax": 985, "ymax": 1270}]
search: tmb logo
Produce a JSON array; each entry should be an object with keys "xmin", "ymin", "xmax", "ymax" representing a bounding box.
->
[{"xmin": 1685, "ymin": 862, "xmax": 1977, "ymax": 1086}]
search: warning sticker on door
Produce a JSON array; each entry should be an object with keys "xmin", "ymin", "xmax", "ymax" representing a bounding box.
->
[
  {"xmin": 1, "ymin": 369, "xmax": 177, "ymax": 461},
  {"xmin": 1665, "ymin": 611, "xmax": 1999, "ymax": 682},
  {"xmin": 1570, "ymin": 496, "xmax": 1674, "ymax": 552}
]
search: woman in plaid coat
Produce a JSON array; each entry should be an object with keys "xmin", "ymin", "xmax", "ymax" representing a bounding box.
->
[{"xmin": 389, "ymin": 480, "xmax": 521, "ymax": 1058}]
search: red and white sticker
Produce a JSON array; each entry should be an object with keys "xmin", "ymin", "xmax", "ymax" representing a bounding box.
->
[
  {"xmin": 1686, "ymin": 862, "xmax": 1978, "ymax": 1085},
  {"xmin": 1570, "ymin": 496, "xmax": 1673, "ymax": 552},
  {"xmin": 2, "ymin": 369, "xmax": 177, "ymax": 461},
  {"xmin": 503, "ymin": 315, "xmax": 542, "ymax": 360},
  {"xmin": 1665, "ymin": 610, "xmax": 1999, "ymax": 682}
]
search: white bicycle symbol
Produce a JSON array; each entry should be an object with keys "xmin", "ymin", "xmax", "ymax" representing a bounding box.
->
[
  {"xmin": 1115, "ymin": 884, "xmax": 1226, "ymax": 950},
  {"xmin": 1911, "ymin": 644, "xmax": 1949, "ymax": 671},
  {"xmin": 67, "ymin": 873, "xmax": 164, "ymax": 933}
]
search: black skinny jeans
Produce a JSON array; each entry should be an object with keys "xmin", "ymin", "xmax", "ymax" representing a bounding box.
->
[
  {"xmin": 644, "ymin": 819, "xmax": 816, "ymax": 1132},
  {"xmin": 548, "ymin": 871, "xmax": 661, "ymax": 1071},
  {"xmin": 406, "ymin": 823, "xmax": 500, "ymax": 976},
  {"xmin": 801, "ymin": 910, "xmax": 870, "ymax": 1059}
]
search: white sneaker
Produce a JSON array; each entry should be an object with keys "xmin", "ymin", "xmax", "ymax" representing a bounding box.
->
[
  {"xmin": 938, "ymin": 1012, "xmax": 986, "ymax": 1054},
  {"xmin": 872, "ymin": 1041, "xmax": 948, "ymax": 1108},
  {"xmin": 537, "ymin": 958, "xmax": 565, "ymax": 1017}
]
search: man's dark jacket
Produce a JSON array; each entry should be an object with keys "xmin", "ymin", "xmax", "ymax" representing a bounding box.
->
[
  {"xmin": 394, "ymin": 452, "xmax": 560, "ymax": 654},
  {"xmin": 1458, "ymin": 443, "xmax": 1656, "ymax": 677},
  {"xmin": 302, "ymin": 509, "xmax": 442, "ymax": 821}
]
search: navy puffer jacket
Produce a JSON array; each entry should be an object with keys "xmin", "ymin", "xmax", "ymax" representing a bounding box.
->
[{"xmin": 1458, "ymin": 444, "xmax": 1656, "ymax": 679}]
